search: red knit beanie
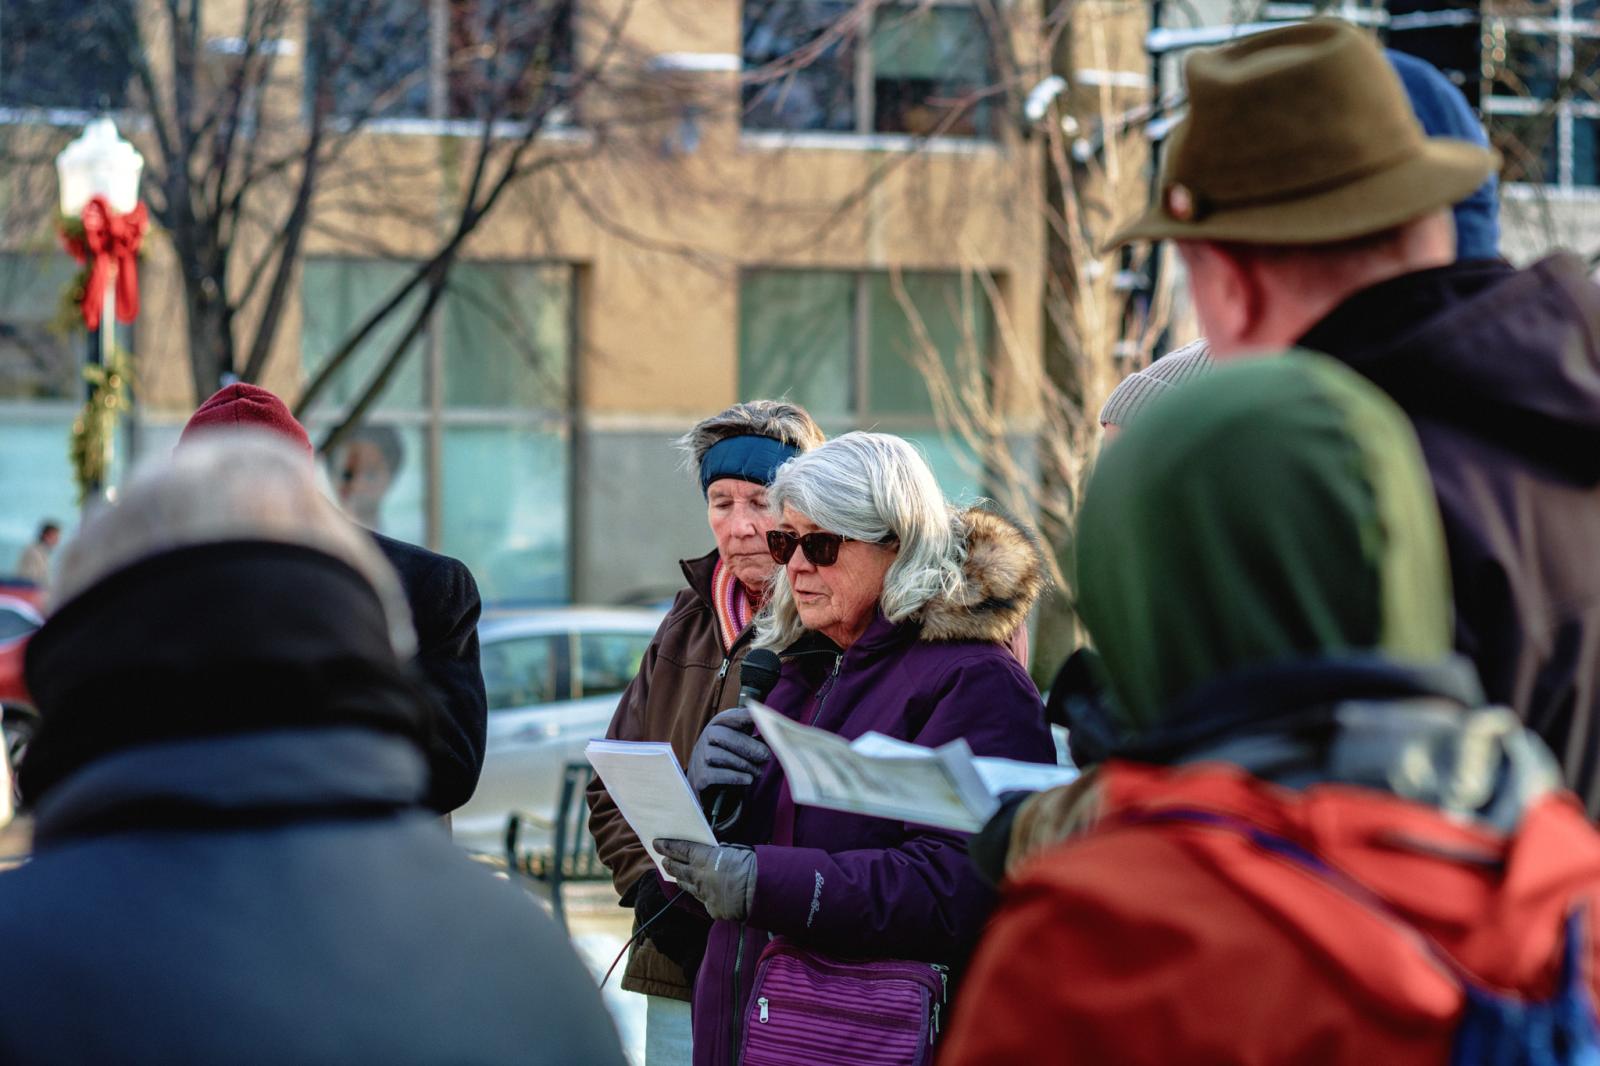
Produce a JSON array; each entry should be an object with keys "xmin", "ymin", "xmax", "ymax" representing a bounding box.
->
[{"xmin": 180, "ymin": 384, "xmax": 313, "ymax": 455}]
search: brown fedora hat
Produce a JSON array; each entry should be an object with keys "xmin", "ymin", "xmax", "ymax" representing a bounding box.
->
[{"xmin": 1108, "ymin": 19, "xmax": 1497, "ymax": 248}]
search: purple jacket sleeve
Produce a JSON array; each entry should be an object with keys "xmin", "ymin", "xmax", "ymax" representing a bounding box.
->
[{"xmin": 747, "ymin": 653, "xmax": 1051, "ymax": 958}]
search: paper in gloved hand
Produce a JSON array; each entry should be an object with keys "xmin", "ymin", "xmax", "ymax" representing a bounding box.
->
[
  {"xmin": 586, "ymin": 739, "xmax": 717, "ymax": 881},
  {"xmin": 749, "ymin": 701, "xmax": 1076, "ymax": 833}
]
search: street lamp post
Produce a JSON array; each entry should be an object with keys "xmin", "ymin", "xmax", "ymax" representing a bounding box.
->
[{"xmin": 55, "ymin": 118, "xmax": 144, "ymax": 513}]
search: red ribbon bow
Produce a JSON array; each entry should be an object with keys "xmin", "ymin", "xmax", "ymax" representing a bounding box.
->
[{"xmin": 60, "ymin": 195, "xmax": 147, "ymax": 331}]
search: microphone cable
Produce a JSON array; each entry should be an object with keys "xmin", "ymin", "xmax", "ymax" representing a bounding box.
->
[{"xmin": 601, "ymin": 892, "xmax": 680, "ymax": 988}]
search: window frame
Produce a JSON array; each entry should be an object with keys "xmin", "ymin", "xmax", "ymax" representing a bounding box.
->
[
  {"xmin": 1484, "ymin": 4, "xmax": 1600, "ymax": 195},
  {"xmin": 737, "ymin": 265, "xmax": 998, "ymax": 496},
  {"xmin": 300, "ymin": 256, "xmax": 578, "ymax": 600},
  {"xmin": 739, "ymin": 0, "xmax": 1004, "ymax": 148},
  {"xmin": 307, "ymin": 0, "xmax": 579, "ymax": 139}
]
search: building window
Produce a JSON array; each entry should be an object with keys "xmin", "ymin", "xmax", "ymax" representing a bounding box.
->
[
  {"xmin": 301, "ymin": 258, "xmax": 574, "ymax": 604},
  {"xmin": 1484, "ymin": 6, "xmax": 1600, "ymax": 189},
  {"xmin": 0, "ymin": 0, "xmax": 138, "ymax": 112},
  {"xmin": 309, "ymin": 0, "xmax": 573, "ymax": 124},
  {"xmin": 738, "ymin": 268, "xmax": 994, "ymax": 500},
  {"xmin": 0, "ymin": 253, "xmax": 88, "ymax": 569},
  {"xmin": 741, "ymin": 0, "xmax": 997, "ymax": 139}
]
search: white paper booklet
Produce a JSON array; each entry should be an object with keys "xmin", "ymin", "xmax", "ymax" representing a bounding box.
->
[
  {"xmin": 585, "ymin": 739, "xmax": 717, "ymax": 882},
  {"xmin": 749, "ymin": 702, "xmax": 1078, "ymax": 833}
]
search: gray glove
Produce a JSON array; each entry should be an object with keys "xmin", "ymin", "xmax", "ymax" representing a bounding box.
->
[
  {"xmin": 686, "ymin": 707, "xmax": 771, "ymax": 796},
  {"xmin": 655, "ymin": 839, "xmax": 757, "ymax": 922}
]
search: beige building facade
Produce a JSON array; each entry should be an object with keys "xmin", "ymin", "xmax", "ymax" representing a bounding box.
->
[{"xmin": 0, "ymin": 0, "xmax": 1072, "ymax": 605}]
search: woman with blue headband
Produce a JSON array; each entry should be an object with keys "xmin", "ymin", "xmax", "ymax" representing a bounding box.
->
[{"xmin": 586, "ymin": 400, "xmax": 824, "ymax": 1063}]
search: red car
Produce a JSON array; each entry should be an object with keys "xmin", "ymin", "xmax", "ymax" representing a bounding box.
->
[{"xmin": 0, "ymin": 585, "xmax": 44, "ymax": 764}]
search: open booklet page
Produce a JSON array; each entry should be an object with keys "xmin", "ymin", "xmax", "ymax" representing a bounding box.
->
[
  {"xmin": 748, "ymin": 702, "xmax": 1071, "ymax": 833},
  {"xmin": 585, "ymin": 739, "xmax": 717, "ymax": 882}
]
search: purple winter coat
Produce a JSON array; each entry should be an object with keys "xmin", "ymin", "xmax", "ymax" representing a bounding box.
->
[{"xmin": 681, "ymin": 509, "xmax": 1054, "ymax": 1065}]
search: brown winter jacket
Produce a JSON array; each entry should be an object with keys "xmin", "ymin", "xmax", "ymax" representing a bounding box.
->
[{"xmin": 585, "ymin": 549, "xmax": 753, "ymax": 1000}]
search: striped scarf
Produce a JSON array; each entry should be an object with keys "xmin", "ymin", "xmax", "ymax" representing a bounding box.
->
[{"xmin": 711, "ymin": 558, "xmax": 755, "ymax": 653}]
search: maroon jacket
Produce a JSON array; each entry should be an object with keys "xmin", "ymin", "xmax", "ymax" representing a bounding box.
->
[{"xmin": 1299, "ymin": 253, "xmax": 1600, "ymax": 815}]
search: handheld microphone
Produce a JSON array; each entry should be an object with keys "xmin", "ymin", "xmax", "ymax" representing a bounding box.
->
[
  {"xmin": 737, "ymin": 648, "xmax": 782, "ymax": 709},
  {"xmin": 709, "ymin": 649, "xmax": 783, "ymax": 831}
]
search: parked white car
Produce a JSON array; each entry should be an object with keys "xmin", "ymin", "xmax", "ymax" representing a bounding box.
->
[{"xmin": 451, "ymin": 607, "xmax": 663, "ymax": 854}]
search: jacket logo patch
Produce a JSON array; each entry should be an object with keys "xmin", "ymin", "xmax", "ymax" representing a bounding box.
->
[{"xmin": 807, "ymin": 871, "xmax": 824, "ymax": 928}]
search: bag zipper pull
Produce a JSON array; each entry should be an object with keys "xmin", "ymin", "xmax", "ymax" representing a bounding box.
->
[
  {"xmin": 757, "ymin": 996, "xmax": 769, "ymax": 1023},
  {"xmin": 931, "ymin": 1002, "xmax": 941, "ymax": 1041},
  {"xmin": 933, "ymin": 963, "xmax": 948, "ymax": 1002}
]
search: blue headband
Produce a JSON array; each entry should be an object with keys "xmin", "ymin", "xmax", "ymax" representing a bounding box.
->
[{"xmin": 700, "ymin": 435, "xmax": 799, "ymax": 496}]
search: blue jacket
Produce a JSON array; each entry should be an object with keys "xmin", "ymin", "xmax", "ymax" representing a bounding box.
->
[{"xmin": 0, "ymin": 726, "xmax": 625, "ymax": 1066}]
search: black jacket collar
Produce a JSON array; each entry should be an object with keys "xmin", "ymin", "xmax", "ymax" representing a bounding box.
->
[{"xmin": 31, "ymin": 727, "xmax": 429, "ymax": 845}]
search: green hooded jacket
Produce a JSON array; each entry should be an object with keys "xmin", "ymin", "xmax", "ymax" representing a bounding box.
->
[{"xmin": 1075, "ymin": 353, "xmax": 1454, "ymax": 733}]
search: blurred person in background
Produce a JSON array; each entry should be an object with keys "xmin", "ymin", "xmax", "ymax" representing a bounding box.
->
[
  {"xmin": 181, "ymin": 384, "xmax": 486, "ymax": 815},
  {"xmin": 0, "ymin": 432, "xmax": 625, "ymax": 1065},
  {"xmin": 330, "ymin": 423, "xmax": 405, "ymax": 531},
  {"xmin": 14, "ymin": 521, "xmax": 59, "ymax": 589},
  {"xmin": 586, "ymin": 400, "xmax": 824, "ymax": 1065},
  {"xmin": 1097, "ymin": 338, "xmax": 1212, "ymax": 444},
  {"xmin": 943, "ymin": 355, "xmax": 1600, "ymax": 1066},
  {"xmin": 1110, "ymin": 20, "xmax": 1600, "ymax": 816},
  {"xmin": 654, "ymin": 431, "xmax": 1054, "ymax": 1066}
]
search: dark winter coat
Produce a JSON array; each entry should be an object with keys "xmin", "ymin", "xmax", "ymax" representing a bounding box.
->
[
  {"xmin": 688, "ymin": 509, "xmax": 1055, "ymax": 1066},
  {"xmin": 7, "ymin": 540, "xmax": 624, "ymax": 1066},
  {"xmin": 587, "ymin": 549, "xmax": 749, "ymax": 1001},
  {"xmin": 1299, "ymin": 254, "xmax": 1600, "ymax": 816},
  {"xmin": 374, "ymin": 532, "xmax": 488, "ymax": 814},
  {"xmin": 0, "ymin": 729, "xmax": 625, "ymax": 1066}
]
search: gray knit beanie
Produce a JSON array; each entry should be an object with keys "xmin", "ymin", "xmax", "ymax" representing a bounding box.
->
[{"xmin": 1098, "ymin": 338, "xmax": 1213, "ymax": 428}]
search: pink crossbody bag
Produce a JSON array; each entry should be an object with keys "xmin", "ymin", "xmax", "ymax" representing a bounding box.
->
[{"xmin": 737, "ymin": 936, "xmax": 948, "ymax": 1066}]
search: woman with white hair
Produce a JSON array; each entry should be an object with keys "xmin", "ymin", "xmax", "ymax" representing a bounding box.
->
[{"xmin": 655, "ymin": 431, "xmax": 1054, "ymax": 1066}]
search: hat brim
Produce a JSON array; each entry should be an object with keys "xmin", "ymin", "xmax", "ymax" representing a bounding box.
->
[{"xmin": 1105, "ymin": 140, "xmax": 1498, "ymax": 250}]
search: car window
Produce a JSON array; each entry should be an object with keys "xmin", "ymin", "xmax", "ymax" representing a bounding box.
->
[
  {"xmin": 0, "ymin": 608, "xmax": 38, "ymax": 643},
  {"xmin": 577, "ymin": 632, "xmax": 651, "ymax": 699},
  {"xmin": 481, "ymin": 633, "xmax": 568, "ymax": 712}
]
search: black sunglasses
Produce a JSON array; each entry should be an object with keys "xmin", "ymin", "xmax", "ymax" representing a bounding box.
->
[
  {"xmin": 768, "ymin": 530, "xmax": 896, "ymax": 567},
  {"xmin": 767, "ymin": 529, "xmax": 849, "ymax": 567}
]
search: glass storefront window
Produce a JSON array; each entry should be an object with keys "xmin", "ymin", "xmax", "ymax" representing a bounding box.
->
[
  {"xmin": 441, "ymin": 425, "xmax": 569, "ymax": 604},
  {"xmin": 442, "ymin": 262, "xmax": 570, "ymax": 410},
  {"xmin": 0, "ymin": 255, "xmax": 81, "ymax": 401},
  {"xmin": 0, "ymin": 415, "xmax": 79, "ymax": 578},
  {"xmin": 865, "ymin": 273, "xmax": 989, "ymax": 417},
  {"xmin": 302, "ymin": 257, "xmax": 573, "ymax": 605},
  {"xmin": 739, "ymin": 268, "xmax": 995, "ymax": 501},
  {"xmin": 301, "ymin": 259, "xmax": 428, "ymax": 411},
  {"xmin": 738, "ymin": 270, "xmax": 854, "ymax": 418},
  {"xmin": 324, "ymin": 422, "xmax": 428, "ymax": 547}
]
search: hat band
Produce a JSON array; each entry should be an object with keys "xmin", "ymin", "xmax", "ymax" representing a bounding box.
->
[{"xmin": 699, "ymin": 435, "xmax": 799, "ymax": 496}]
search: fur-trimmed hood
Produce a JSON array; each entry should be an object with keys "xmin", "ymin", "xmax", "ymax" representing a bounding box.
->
[{"xmin": 917, "ymin": 506, "xmax": 1048, "ymax": 644}]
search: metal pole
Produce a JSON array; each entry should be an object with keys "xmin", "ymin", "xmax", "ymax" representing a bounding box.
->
[
  {"xmin": 100, "ymin": 279, "xmax": 115, "ymax": 490},
  {"xmin": 81, "ymin": 277, "xmax": 115, "ymax": 516}
]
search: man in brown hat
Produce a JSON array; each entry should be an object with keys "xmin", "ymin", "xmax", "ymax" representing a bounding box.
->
[{"xmin": 1109, "ymin": 19, "xmax": 1600, "ymax": 816}]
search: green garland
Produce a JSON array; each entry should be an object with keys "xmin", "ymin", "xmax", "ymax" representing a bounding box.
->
[{"xmin": 71, "ymin": 342, "xmax": 132, "ymax": 504}]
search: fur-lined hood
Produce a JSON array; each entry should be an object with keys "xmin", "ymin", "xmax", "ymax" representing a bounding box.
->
[{"xmin": 917, "ymin": 506, "xmax": 1048, "ymax": 644}]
